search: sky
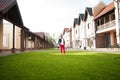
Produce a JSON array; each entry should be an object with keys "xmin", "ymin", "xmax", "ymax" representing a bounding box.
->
[{"xmin": 17, "ymin": 0, "xmax": 113, "ymax": 34}]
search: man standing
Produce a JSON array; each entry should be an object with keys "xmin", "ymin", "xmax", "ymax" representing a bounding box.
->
[{"xmin": 58, "ymin": 35, "xmax": 66, "ymax": 54}]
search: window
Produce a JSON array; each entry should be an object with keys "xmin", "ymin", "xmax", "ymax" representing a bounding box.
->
[
  {"xmin": 3, "ymin": 34, "xmax": 8, "ymax": 47},
  {"xmin": 76, "ymin": 30, "xmax": 77, "ymax": 34},
  {"xmin": 88, "ymin": 23, "xmax": 90, "ymax": 29}
]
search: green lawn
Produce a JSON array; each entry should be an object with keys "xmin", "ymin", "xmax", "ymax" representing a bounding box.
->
[{"xmin": 0, "ymin": 49, "xmax": 120, "ymax": 80}]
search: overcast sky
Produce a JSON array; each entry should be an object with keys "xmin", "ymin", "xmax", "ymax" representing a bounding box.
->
[{"xmin": 17, "ymin": 0, "xmax": 112, "ymax": 34}]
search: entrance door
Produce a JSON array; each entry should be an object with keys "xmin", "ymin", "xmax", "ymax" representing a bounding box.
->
[{"xmin": 105, "ymin": 33, "xmax": 110, "ymax": 48}]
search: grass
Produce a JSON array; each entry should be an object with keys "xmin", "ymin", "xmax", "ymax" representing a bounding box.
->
[{"xmin": 0, "ymin": 49, "xmax": 120, "ymax": 80}]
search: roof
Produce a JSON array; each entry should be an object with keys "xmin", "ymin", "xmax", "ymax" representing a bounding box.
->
[
  {"xmin": 35, "ymin": 32, "xmax": 50, "ymax": 42},
  {"xmin": 79, "ymin": 14, "xmax": 84, "ymax": 21},
  {"xmin": 0, "ymin": 0, "xmax": 15, "ymax": 13},
  {"xmin": 86, "ymin": 7, "xmax": 93, "ymax": 16},
  {"xmin": 78, "ymin": 14, "xmax": 84, "ymax": 25},
  {"xmin": 73, "ymin": 18, "xmax": 78, "ymax": 27},
  {"xmin": 84, "ymin": 7, "xmax": 93, "ymax": 21},
  {"xmin": 35, "ymin": 32, "xmax": 45, "ymax": 39},
  {"xmin": 95, "ymin": 2, "xmax": 115, "ymax": 19},
  {"xmin": 0, "ymin": 0, "xmax": 25, "ymax": 28},
  {"xmin": 64, "ymin": 28, "xmax": 69, "ymax": 32},
  {"xmin": 63, "ymin": 28, "xmax": 70, "ymax": 35},
  {"xmin": 25, "ymin": 31, "xmax": 44, "ymax": 41}
]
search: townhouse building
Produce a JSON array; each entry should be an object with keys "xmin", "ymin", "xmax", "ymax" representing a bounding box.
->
[
  {"xmin": 95, "ymin": 1, "xmax": 118, "ymax": 48},
  {"xmin": 78, "ymin": 14, "xmax": 85, "ymax": 49},
  {"xmin": 72, "ymin": 18, "xmax": 80, "ymax": 48},
  {"xmin": 0, "ymin": 0, "xmax": 54, "ymax": 54},
  {"xmin": 73, "ymin": 7, "xmax": 95, "ymax": 49},
  {"xmin": 63, "ymin": 28, "xmax": 71, "ymax": 48},
  {"xmin": 72, "ymin": 1, "xmax": 120, "ymax": 49},
  {"xmin": 0, "ymin": 0, "xmax": 26, "ymax": 53},
  {"xmin": 84, "ymin": 7, "xmax": 96, "ymax": 49}
]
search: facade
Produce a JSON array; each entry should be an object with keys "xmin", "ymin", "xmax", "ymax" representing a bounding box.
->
[
  {"xmin": 2, "ymin": 21, "xmax": 21, "ymax": 50},
  {"xmin": 114, "ymin": 0, "xmax": 120, "ymax": 46},
  {"xmin": 63, "ymin": 28, "xmax": 71, "ymax": 48},
  {"xmin": 0, "ymin": 0, "xmax": 54, "ymax": 53},
  {"xmin": 71, "ymin": 1, "xmax": 120, "ymax": 49},
  {"xmin": 72, "ymin": 8, "xmax": 95, "ymax": 49},
  {"xmin": 72, "ymin": 18, "xmax": 80, "ymax": 48},
  {"xmin": 84, "ymin": 7, "xmax": 96, "ymax": 49},
  {"xmin": 0, "ymin": 20, "xmax": 54, "ymax": 53},
  {"xmin": 1, "ymin": 0, "xmax": 120, "ymax": 54},
  {"xmin": 0, "ymin": 20, "xmax": 24, "ymax": 53},
  {"xmin": 95, "ymin": 2, "xmax": 117, "ymax": 48},
  {"xmin": 78, "ymin": 14, "xmax": 85, "ymax": 49},
  {"xmin": 0, "ymin": 0, "xmax": 30, "ymax": 53}
]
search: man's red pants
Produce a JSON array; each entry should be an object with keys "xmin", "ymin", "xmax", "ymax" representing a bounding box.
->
[{"xmin": 60, "ymin": 45, "xmax": 66, "ymax": 54}]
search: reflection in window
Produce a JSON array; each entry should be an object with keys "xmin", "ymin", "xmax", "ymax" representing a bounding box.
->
[{"xmin": 3, "ymin": 34, "xmax": 8, "ymax": 47}]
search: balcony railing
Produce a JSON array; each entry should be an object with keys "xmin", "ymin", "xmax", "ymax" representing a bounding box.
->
[{"xmin": 97, "ymin": 20, "xmax": 116, "ymax": 31}]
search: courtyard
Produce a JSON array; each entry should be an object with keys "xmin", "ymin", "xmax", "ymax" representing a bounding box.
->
[{"xmin": 0, "ymin": 49, "xmax": 120, "ymax": 80}]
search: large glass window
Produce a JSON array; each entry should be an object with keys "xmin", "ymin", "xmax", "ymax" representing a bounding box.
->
[{"xmin": 3, "ymin": 34, "xmax": 8, "ymax": 47}]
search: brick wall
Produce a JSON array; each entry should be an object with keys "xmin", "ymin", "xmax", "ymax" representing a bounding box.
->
[{"xmin": 96, "ymin": 34, "xmax": 105, "ymax": 48}]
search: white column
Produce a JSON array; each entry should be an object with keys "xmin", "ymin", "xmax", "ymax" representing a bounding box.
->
[
  {"xmin": 115, "ymin": 1, "xmax": 120, "ymax": 44},
  {"xmin": 72, "ymin": 27, "xmax": 75, "ymax": 48},
  {"xmin": 110, "ymin": 32, "xmax": 115, "ymax": 45},
  {"xmin": 0, "ymin": 20, "xmax": 3, "ymax": 50},
  {"xmin": 92, "ymin": 19, "xmax": 96, "ymax": 48}
]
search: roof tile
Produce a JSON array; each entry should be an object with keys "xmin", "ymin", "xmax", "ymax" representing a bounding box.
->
[
  {"xmin": 0, "ymin": 0, "xmax": 15, "ymax": 11},
  {"xmin": 95, "ymin": 2, "xmax": 115, "ymax": 19}
]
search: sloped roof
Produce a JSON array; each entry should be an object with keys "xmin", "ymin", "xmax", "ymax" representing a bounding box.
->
[
  {"xmin": 86, "ymin": 7, "xmax": 93, "ymax": 16},
  {"xmin": 63, "ymin": 28, "xmax": 70, "ymax": 35},
  {"xmin": 84, "ymin": 7, "xmax": 93, "ymax": 21},
  {"xmin": 78, "ymin": 14, "xmax": 84, "ymax": 25},
  {"xmin": 35, "ymin": 32, "xmax": 45, "ymax": 39},
  {"xmin": 25, "ymin": 31, "xmax": 44, "ymax": 41},
  {"xmin": 79, "ymin": 14, "xmax": 84, "ymax": 21},
  {"xmin": 0, "ymin": 0, "xmax": 24, "ymax": 28},
  {"xmin": 95, "ymin": 2, "xmax": 115, "ymax": 19},
  {"xmin": 73, "ymin": 18, "xmax": 78, "ymax": 28},
  {"xmin": 0, "ymin": 0, "xmax": 15, "ymax": 13},
  {"xmin": 64, "ymin": 28, "xmax": 69, "ymax": 32}
]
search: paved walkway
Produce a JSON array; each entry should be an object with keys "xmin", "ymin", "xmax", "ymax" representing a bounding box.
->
[
  {"xmin": 67, "ymin": 48, "xmax": 120, "ymax": 54},
  {"xmin": 0, "ymin": 48, "xmax": 120, "ymax": 56}
]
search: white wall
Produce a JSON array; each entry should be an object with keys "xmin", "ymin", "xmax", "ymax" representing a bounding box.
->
[{"xmin": 85, "ymin": 15, "xmax": 96, "ymax": 49}]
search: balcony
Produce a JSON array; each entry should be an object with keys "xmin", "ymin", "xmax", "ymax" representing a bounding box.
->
[{"xmin": 97, "ymin": 20, "xmax": 116, "ymax": 31}]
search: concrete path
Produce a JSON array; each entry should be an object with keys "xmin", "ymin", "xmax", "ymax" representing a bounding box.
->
[{"xmin": 0, "ymin": 48, "xmax": 120, "ymax": 56}]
